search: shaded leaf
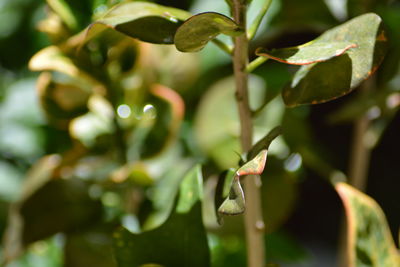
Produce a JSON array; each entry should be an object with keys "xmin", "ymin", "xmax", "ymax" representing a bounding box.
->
[
  {"xmin": 85, "ymin": 2, "xmax": 191, "ymax": 44},
  {"xmin": 214, "ymin": 169, "xmax": 236, "ymax": 223},
  {"xmin": 335, "ymin": 182, "xmax": 400, "ymax": 267},
  {"xmin": 237, "ymin": 149, "xmax": 268, "ymax": 177},
  {"xmin": 65, "ymin": 229, "xmax": 117, "ymax": 267},
  {"xmin": 283, "ymin": 13, "xmax": 388, "ymax": 107},
  {"xmin": 113, "ymin": 165, "xmax": 210, "ymax": 267},
  {"xmin": 174, "ymin": 12, "xmax": 242, "ymax": 52},
  {"xmin": 256, "ymin": 42, "xmax": 356, "ymax": 65},
  {"xmin": 20, "ymin": 178, "xmax": 103, "ymax": 244},
  {"xmin": 218, "ymin": 177, "xmax": 245, "ymax": 216}
]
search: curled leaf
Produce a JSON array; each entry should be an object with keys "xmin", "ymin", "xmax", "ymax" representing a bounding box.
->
[
  {"xmin": 218, "ymin": 177, "xmax": 245, "ymax": 215},
  {"xmin": 174, "ymin": 12, "xmax": 243, "ymax": 52},
  {"xmin": 237, "ymin": 149, "xmax": 268, "ymax": 177}
]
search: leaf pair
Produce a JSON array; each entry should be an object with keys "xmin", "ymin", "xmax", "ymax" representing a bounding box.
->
[{"xmin": 84, "ymin": 2, "xmax": 242, "ymax": 52}]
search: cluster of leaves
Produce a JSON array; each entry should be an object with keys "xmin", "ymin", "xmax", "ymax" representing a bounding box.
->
[{"xmin": 0, "ymin": 0, "xmax": 399, "ymax": 266}]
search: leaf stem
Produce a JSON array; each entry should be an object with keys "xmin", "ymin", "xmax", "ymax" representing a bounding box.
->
[
  {"xmin": 212, "ymin": 38, "xmax": 233, "ymax": 55},
  {"xmin": 247, "ymin": 0, "xmax": 273, "ymax": 40},
  {"xmin": 247, "ymin": 56, "xmax": 269, "ymax": 73},
  {"xmin": 232, "ymin": 1, "xmax": 266, "ymax": 266}
]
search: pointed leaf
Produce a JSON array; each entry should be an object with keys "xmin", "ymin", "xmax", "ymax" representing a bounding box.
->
[
  {"xmin": 85, "ymin": 2, "xmax": 191, "ymax": 45},
  {"xmin": 113, "ymin": 165, "xmax": 210, "ymax": 267},
  {"xmin": 283, "ymin": 13, "xmax": 388, "ymax": 107},
  {"xmin": 237, "ymin": 149, "xmax": 268, "ymax": 177},
  {"xmin": 256, "ymin": 42, "xmax": 357, "ymax": 65},
  {"xmin": 218, "ymin": 177, "xmax": 245, "ymax": 215},
  {"xmin": 336, "ymin": 183, "xmax": 400, "ymax": 267},
  {"xmin": 174, "ymin": 12, "xmax": 243, "ymax": 52}
]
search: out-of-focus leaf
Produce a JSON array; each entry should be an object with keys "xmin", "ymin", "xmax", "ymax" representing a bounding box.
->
[
  {"xmin": 218, "ymin": 177, "xmax": 245, "ymax": 216},
  {"xmin": 174, "ymin": 12, "xmax": 242, "ymax": 52},
  {"xmin": 20, "ymin": 178, "xmax": 102, "ymax": 244},
  {"xmin": 65, "ymin": 229, "xmax": 117, "ymax": 267},
  {"xmin": 256, "ymin": 42, "xmax": 356, "ymax": 65},
  {"xmin": 265, "ymin": 231, "xmax": 308, "ymax": 263},
  {"xmin": 84, "ymin": 2, "xmax": 191, "ymax": 45},
  {"xmin": 335, "ymin": 182, "xmax": 400, "ymax": 267},
  {"xmin": 37, "ymin": 72, "xmax": 90, "ymax": 121},
  {"xmin": 113, "ymin": 165, "xmax": 210, "ymax": 267},
  {"xmin": 195, "ymin": 75, "xmax": 284, "ymax": 169},
  {"xmin": 283, "ymin": 13, "xmax": 388, "ymax": 107},
  {"xmin": 237, "ymin": 149, "xmax": 268, "ymax": 176},
  {"xmin": 70, "ymin": 95, "xmax": 114, "ymax": 147},
  {"xmin": 29, "ymin": 46, "xmax": 101, "ymax": 89},
  {"xmin": 46, "ymin": 0, "xmax": 79, "ymax": 31}
]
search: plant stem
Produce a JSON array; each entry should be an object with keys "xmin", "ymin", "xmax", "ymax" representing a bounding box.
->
[
  {"xmin": 232, "ymin": 1, "xmax": 266, "ymax": 266},
  {"xmin": 212, "ymin": 38, "xmax": 233, "ymax": 55},
  {"xmin": 247, "ymin": 56, "xmax": 269, "ymax": 73}
]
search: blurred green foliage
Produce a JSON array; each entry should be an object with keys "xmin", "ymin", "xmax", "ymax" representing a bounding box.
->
[{"xmin": 0, "ymin": 0, "xmax": 399, "ymax": 266}]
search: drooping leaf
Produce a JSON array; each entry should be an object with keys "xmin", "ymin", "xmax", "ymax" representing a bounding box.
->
[
  {"xmin": 218, "ymin": 177, "xmax": 245, "ymax": 216},
  {"xmin": 256, "ymin": 42, "xmax": 357, "ymax": 65},
  {"xmin": 237, "ymin": 149, "xmax": 268, "ymax": 177},
  {"xmin": 335, "ymin": 183, "xmax": 400, "ymax": 267},
  {"xmin": 283, "ymin": 13, "xmax": 388, "ymax": 107},
  {"xmin": 84, "ymin": 2, "xmax": 191, "ymax": 45},
  {"xmin": 174, "ymin": 12, "xmax": 243, "ymax": 52},
  {"xmin": 113, "ymin": 165, "xmax": 210, "ymax": 267}
]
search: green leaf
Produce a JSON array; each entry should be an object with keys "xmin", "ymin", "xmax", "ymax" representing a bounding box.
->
[
  {"xmin": 20, "ymin": 178, "xmax": 103, "ymax": 244},
  {"xmin": 335, "ymin": 183, "xmax": 400, "ymax": 267},
  {"xmin": 218, "ymin": 177, "xmax": 245, "ymax": 215},
  {"xmin": 113, "ymin": 165, "xmax": 210, "ymax": 267},
  {"xmin": 85, "ymin": 2, "xmax": 191, "ymax": 44},
  {"xmin": 174, "ymin": 12, "xmax": 243, "ymax": 52},
  {"xmin": 256, "ymin": 42, "xmax": 357, "ymax": 65},
  {"xmin": 283, "ymin": 13, "xmax": 388, "ymax": 107},
  {"xmin": 237, "ymin": 149, "xmax": 268, "ymax": 177}
]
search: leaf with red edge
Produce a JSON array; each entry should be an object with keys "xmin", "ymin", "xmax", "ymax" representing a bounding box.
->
[
  {"xmin": 236, "ymin": 149, "xmax": 268, "ymax": 177},
  {"xmin": 282, "ymin": 13, "xmax": 388, "ymax": 107},
  {"xmin": 256, "ymin": 42, "xmax": 357, "ymax": 65},
  {"xmin": 335, "ymin": 183, "xmax": 400, "ymax": 267}
]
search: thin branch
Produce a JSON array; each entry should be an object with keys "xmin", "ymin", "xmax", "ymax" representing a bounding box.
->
[
  {"xmin": 212, "ymin": 38, "xmax": 233, "ymax": 55},
  {"xmin": 247, "ymin": 0, "xmax": 273, "ymax": 40},
  {"xmin": 247, "ymin": 56, "xmax": 269, "ymax": 73},
  {"xmin": 232, "ymin": 1, "xmax": 266, "ymax": 266}
]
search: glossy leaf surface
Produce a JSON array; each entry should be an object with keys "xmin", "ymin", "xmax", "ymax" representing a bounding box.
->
[
  {"xmin": 174, "ymin": 12, "xmax": 242, "ymax": 52},
  {"xmin": 256, "ymin": 42, "xmax": 356, "ymax": 65},
  {"xmin": 283, "ymin": 13, "xmax": 388, "ymax": 107},
  {"xmin": 336, "ymin": 183, "xmax": 399, "ymax": 267},
  {"xmin": 113, "ymin": 165, "xmax": 210, "ymax": 267},
  {"xmin": 85, "ymin": 2, "xmax": 191, "ymax": 44}
]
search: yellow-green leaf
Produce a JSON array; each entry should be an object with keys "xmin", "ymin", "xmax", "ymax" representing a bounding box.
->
[{"xmin": 336, "ymin": 183, "xmax": 400, "ymax": 267}]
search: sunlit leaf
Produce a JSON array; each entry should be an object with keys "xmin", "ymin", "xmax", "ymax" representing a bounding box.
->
[
  {"xmin": 218, "ymin": 177, "xmax": 245, "ymax": 215},
  {"xmin": 174, "ymin": 12, "xmax": 243, "ymax": 52},
  {"xmin": 113, "ymin": 165, "xmax": 210, "ymax": 267},
  {"xmin": 335, "ymin": 183, "xmax": 400, "ymax": 267},
  {"xmin": 283, "ymin": 13, "xmax": 388, "ymax": 107},
  {"xmin": 256, "ymin": 42, "xmax": 356, "ymax": 65},
  {"xmin": 84, "ymin": 2, "xmax": 191, "ymax": 45},
  {"xmin": 237, "ymin": 149, "xmax": 268, "ymax": 176}
]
